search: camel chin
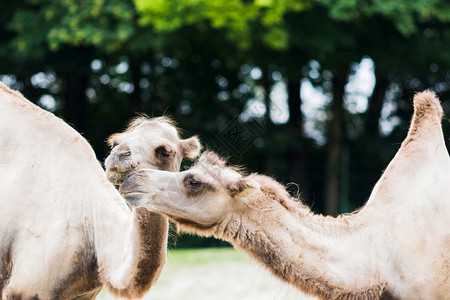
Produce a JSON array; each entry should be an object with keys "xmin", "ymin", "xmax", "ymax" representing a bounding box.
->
[{"xmin": 107, "ymin": 170, "xmax": 129, "ymax": 186}]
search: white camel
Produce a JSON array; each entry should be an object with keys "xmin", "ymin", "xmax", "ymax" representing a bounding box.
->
[
  {"xmin": 119, "ymin": 91, "xmax": 450, "ymax": 299},
  {"xmin": 0, "ymin": 82, "xmax": 200, "ymax": 299}
]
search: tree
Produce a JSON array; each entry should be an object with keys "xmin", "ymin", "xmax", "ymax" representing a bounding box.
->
[
  {"xmin": 2, "ymin": 0, "xmax": 450, "ymax": 221},
  {"xmin": 1, "ymin": 0, "xmax": 137, "ymax": 131}
]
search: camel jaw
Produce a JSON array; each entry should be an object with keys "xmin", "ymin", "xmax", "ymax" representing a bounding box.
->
[
  {"xmin": 120, "ymin": 190, "xmax": 156, "ymax": 207},
  {"xmin": 118, "ymin": 171, "xmax": 156, "ymax": 207},
  {"xmin": 107, "ymin": 170, "xmax": 129, "ymax": 186}
]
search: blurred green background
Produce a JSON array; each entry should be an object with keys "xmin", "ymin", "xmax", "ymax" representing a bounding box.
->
[{"xmin": 1, "ymin": 0, "xmax": 449, "ymax": 248}]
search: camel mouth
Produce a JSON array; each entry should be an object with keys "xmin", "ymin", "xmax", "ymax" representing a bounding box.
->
[
  {"xmin": 120, "ymin": 191, "xmax": 156, "ymax": 207},
  {"xmin": 104, "ymin": 154, "xmax": 137, "ymax": 185},
  {"xmin": 106, "ymin": 170, "xmax": 129, "ymax": 186}
]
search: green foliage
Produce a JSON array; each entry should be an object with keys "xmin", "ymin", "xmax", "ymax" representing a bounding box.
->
[
  {"xmin": 317, "ymin": 0, "xmax": 450, "ymax": 36},
  {"xmin": 134, "ymin": 0, "xmax": 307, "ymax": 49},
  {"xmin": 134, "ymin": 0, "xmax": 450, "ymax": 53},
  {"xmin": 7, "ymin": 0, "xmax": 136, "ymax": 58}
]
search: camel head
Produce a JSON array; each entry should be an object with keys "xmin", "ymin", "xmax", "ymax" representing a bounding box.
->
[
  {"xmin": 118, "ymin": 151, "xmax": 262, "ymax": 229},
  {"xmin": 105, "ymin": 116, "xmax": 201, "ymax": 185}
]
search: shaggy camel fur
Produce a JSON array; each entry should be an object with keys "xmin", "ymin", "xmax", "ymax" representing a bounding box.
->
[
  {"xmin": 119, "ymin": 91, "xmax": 450, "ymax": 299},
  {"xmin": 0, "ymin": 82, "xmax": 200, "ymax": 299}
]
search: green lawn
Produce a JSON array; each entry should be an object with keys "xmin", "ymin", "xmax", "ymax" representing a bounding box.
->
[{"xmin": 98, "ymin": 247, "xmax": 316, "ymax": 300}]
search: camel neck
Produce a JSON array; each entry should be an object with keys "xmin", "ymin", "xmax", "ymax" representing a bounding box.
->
[
  {"xmin": 92, "ymin": 183, "xmax": 168, "ymax": 298},
  {"xmin": 220, "ymin": 196, "xmax": 390, "ymax": 299},
  {"xmin": 104, "ymin": 208, "xmax": 169, "ymax": 298}
]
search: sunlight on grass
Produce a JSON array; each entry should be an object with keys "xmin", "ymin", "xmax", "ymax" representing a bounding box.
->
[{"xmin": 97, "ymin": 247, "xmax": 316, "ymax": 300}]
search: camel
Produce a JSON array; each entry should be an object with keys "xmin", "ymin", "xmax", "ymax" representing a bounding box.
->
[
  {"xmin": 118, "ymin": 90, "xmax": 450, "ymax": 299},
  {"xmin": 0, "ymin": 82, "xmax": 200, "ymax": 299}
]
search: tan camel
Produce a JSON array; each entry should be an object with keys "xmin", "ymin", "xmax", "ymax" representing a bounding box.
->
[
  {"xmin": 105, "ymin": 115, "xmax": 200, "ymax": 184},
  {"xmin": 0, "ymin": 82, "xmax": 200, "ymax": 299},
  {"xmin": 119, "ymin": 91, "xmax": 450, "ymax": 299}
]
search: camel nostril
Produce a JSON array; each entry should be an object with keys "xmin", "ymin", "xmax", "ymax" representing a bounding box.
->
[
  {"xmin": 108, "ymin": 166, "xmax": 118, "ymax": 172},
  {"xmin": 122, "ymin": 149, "xmax": 132, "ymax": 157},
  {"xmin": 115, "ymin": 145, "xmax": 132, "ymax": 157}
]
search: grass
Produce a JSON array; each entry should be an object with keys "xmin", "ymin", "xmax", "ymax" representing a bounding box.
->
[
  {"xmin": 97, "ymin": 247, "xmax": 316, "ymax": 300},
  {"xmin": 163, "ymin": 247, "xmax": 248, "ymax": 265}
]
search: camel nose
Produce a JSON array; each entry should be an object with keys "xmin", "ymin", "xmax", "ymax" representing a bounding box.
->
[
  {"xmin": 105, "ymin": 153, "xmax": 137, "ymax": 173},
  {"xmin": 114, "ymin": 145, "xmax": 132, "ymax": 157},
  {"xmin": 104, "ymin": 155, "xmax": 118, "ymax": 172}
]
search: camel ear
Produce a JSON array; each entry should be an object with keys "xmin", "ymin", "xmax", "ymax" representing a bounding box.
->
[
  {"xmin": 181, "ymin": 136, "xmax": 201, "ymax": 160},
  {"xmin": 227, "ymin": 178, "xmax": 260, "ymax": 198},
  {"xmin": 107, "ymin": 133, "xmax": 121, "ymax": 148}
]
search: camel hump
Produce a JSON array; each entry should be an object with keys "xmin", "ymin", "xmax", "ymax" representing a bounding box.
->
[
  {"xmin": 0, "ymin": 81, "xmax": 15, "ymax": 96},
  {"xmin": 0, "ymin": 81, "xmax": 26, "ymax": 102},
  {"xmin": 413, "ymin": 90, "xmax": 443, "ymax": 122}
]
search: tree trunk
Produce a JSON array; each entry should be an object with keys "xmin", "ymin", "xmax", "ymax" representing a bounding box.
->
[
  {"xmin": 354, "ymin": 68, "xmax": 389, "ymax": 208},
  {"xmin": 365, "ymin": 70, "xmax": 388, "ymax": 137},
  {"xmin": 287, "ymin": 80, "xmax": 303, "ymax": 130},
  {"xmin": 286, "ymin": 78, "xmax": 309, "ymax": 198},
  {"xmin": 63, "ymin": 71, "xmax": 88, "ymax": 133},
  {"xmin": 59, "ymin": 47, "xmax": 91, "ymax": 134},
  {"xmin": 260, "ymin": 73, "xmax": 272, "ymax": 124},
  {"xmin": 325, "ymin": 66, "xmax": 347, "ymax": 216},
  {"xmin": 129, "ymin": 57, "xmax": 143, "ymax": 116}
]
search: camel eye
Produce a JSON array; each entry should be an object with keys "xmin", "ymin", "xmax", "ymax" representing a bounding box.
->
[
  {"xmin": 155, "ymin": 145, "xmax": 172, "ymax": 159},
  {"xmin": 184, "ymin": 175, "xmax": 203, "ymax": 190}
]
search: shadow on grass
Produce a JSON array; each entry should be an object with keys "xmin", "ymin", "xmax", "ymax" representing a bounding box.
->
[{"xmin": 97, "ymin": 247, "xmax": 317, "ymax": 300}]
